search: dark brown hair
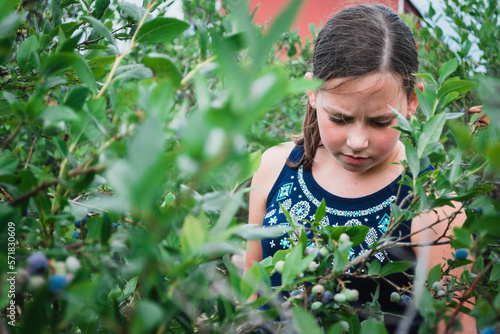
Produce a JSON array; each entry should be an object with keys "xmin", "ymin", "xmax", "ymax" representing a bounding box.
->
[{"xmin": 288, "ymin": 4, "xmax": 419, "ymax": 170}]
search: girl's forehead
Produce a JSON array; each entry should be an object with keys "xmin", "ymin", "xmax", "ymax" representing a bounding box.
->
[{"xmin": 321, "ymin": 72, "xmax": 403, "ymax": 94}]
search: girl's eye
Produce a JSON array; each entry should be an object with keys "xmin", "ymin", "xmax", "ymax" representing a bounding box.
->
[
  {"xmin": 329, "ymin": 116, "xmax": 348, "ymax": 124},
  {"xmin": 372, "ymin": 120, "xmax": 393, "ymax": 127}
]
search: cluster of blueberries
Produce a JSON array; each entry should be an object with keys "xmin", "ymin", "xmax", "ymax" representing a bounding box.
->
[
  {"xmin": 72, "ymin": 210, "xmax": 121, "ymax": 240},
  {"xmin": 19, "ymin": 252, "xmax": 81, "ymax": 295}
]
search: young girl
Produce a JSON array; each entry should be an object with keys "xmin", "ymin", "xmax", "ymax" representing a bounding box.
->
[{"xmin": 245, "ymin": 4, "xmax": 476, "ymax": 333}]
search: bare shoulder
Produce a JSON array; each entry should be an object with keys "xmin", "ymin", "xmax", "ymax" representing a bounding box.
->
[{"xmin": 251, "ymin": 142, "xmax": 296, "ymax": 195}]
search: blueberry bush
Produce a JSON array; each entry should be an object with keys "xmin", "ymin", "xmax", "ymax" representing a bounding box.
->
[{"xmin": 0, "ymin": 0, "xmax": 499, "ymax": 333}]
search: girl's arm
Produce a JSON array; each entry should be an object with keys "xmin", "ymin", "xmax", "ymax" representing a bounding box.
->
[
  {"xmin": 244, "ymin": 142, "xmax": 295, "ymax": 299},
  {"xmin": 411, "ymin": 203, "xmax": 477, "ymax": 334}
]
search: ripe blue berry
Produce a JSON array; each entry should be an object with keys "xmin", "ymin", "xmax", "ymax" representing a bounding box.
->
[
  {"xmin": 291, "ymin": 290, "xmax": 302, "ymax": 297},
  {"xmin": 309, "ymin": 294, "xmax": 315, "ymax": 303},
  {"xmin": 74, "ymin": 218, "xmax": 87, "ymax": 228},
  {"xmin": 480, "ymin": 328, "xmax": 497, "ymax": 334},
  {"xmin": 72, "ymin": 231, "xmax": 79, "ymax": 239},
  {"xmin": 321, "ymin": 290, "xmax": 333, "ymax": 304},
  {"xmin": 48, "ymin": 274, "xmax": 67, "ymax": 294},
  {"xmin": 398, "ymin": 295, "xmax": 412, "ymax": 306},
  {"xmin": 27, "ymin": 252, "xmax": 49, "ymax": 275},
  {"xmin": 454, "ymin": 249, "xmax": 469, "ymax": 261},
  {"xmin": 112, "ymin": 222, "xmax": 120, "ymax": 229}
]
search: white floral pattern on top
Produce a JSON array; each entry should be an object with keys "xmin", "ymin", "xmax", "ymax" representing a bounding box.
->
[{"xmin": 297, "ymin": 166, "xmax": 396, "ymax": 217}]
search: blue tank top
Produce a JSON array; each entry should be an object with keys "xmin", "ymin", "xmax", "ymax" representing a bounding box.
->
[{"xmin": 261, "ymin": 145, "xmax": 424, "ymax": 333}]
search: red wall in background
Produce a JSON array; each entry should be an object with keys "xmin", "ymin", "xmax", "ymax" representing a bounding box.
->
[{"xmin": 248, "ymin": 0, "xmax": 420, "ymax": 40}]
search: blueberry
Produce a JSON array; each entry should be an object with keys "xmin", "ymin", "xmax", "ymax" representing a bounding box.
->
[
  {"xmin": 321, "ymin": 290, "xmax": 333, "ymax": 304},
  {"xmin": 334, "ymin": 293, "xmax": 347, "ymax": 303},
  {"xmin": 291, "ymin": 289, "xmax": 302, "ymax": 297},
  {"xmin": 27, "ymin": 252, "xmax": 49, "ymax": 275},
  {"xmin": 308, "ymin": 261, "xmax": 319, "ymax": 272},
  {"xmin": 275, "ymin": 260, "xmax": 285, "ymax": 273},
  {"xmin": 390, "ymin": 292, "xmax": 401, "ymax": 303},
  {"xmin": 72, "ymin": 231, "xmax": 79, "ymax": 239},
  {"xmin": 75, "ymin": 219, "xmax": 87, "ymax": 228},
  {"xmin": 344, "ymin": 289, "xmax": 359, "ymax": 302},
  {"xmin": 312, "ymin": 284, "xmax": 325, "ymax": 297},
  {"xmin": 432, "ymin": 281, "xmax": 444, "ymax": 291},
  {"xmin": 454, "ymin": 249, "xmax": 469, "ymax": 261},
  {"xmin": 112, "ymin": 223, "xmax": 120, "ymax": 229},
  {"xmin": 340, "ymin": 321, "xmax": 350, "ymax": 332},
  {"xmin": 305, "ymin": 247, "xmax": 321, "ymax": 259},
  {"xmin": 398, "ymin": 295, "xmax": 412, "ymax": 306},
  {"xmin": 48, "ymin": 274, "xmax": 67, "ymax": 294},
  {"xmin": 481, "ymin": 328, "xmax": 497, "ymax": 334},
  {"xmin": 311, "ymin": 301, "xmax": 322, "ymax": 313},
  {"xmin": 309, "ymin": 294, "xmax": 314, "ymax": 303}
]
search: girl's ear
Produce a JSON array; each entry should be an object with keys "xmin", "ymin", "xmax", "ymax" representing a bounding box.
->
[
  {"xmin": 407, "ymin": 82, "xmax": 424, "ymax": 117},
  {"xmin": 305, "ymin": 72, "xmax": 317, "ymax": 108}
]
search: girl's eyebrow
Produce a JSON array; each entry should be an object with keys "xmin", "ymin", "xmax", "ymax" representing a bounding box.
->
[{"xmin": 323, "ymin": 106, "xmax": 396, "ymax": 120}]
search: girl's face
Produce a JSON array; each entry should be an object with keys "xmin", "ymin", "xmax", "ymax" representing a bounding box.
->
[{"xmin": 307, "ymin": 72, "xmax": 418, "ymax": 174}]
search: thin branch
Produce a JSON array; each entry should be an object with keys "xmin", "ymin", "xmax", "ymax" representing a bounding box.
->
[
  {"xmin": 24, "ymin": 136, "xmax": 37, "ymax": 169},
  {"xmin": 95, "ymin": 0, "xmax": 158, "ymax": 99},
  {"xmin": 1, "ymin": 186, "xmax": 13, "ymax": 201},
  {"xmin": 1, "ymin": 122, "xmax": 23, "ymax": 150},
  {"xmin": 9, "ymin": 165, "xmax": 106, "ymax": 206}
]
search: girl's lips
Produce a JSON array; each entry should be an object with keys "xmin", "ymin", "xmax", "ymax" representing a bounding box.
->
[{"xmin": 343, "ymin": 154, "xmax": 369, "ymax": 165}]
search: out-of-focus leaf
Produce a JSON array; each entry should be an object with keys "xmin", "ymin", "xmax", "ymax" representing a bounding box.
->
[
  {"xmin": 94, "ymin": 0, "xmax": 110, "ymax": 20},
  {"xmin": 40, "ymin": 52, "xmax": 79, "ymax": 78},
  {"xmin": 119, "ymin": 2, "xmax": 151, "ymax": 23},
  {"xmin": 292, "ymin": 307, "xmax": 323, "ymax": 334},
  {"xmin": 17, "ymin": 36, "xmax": 39, "ymax": 75},
  {"xmin": 82, "ymin": 15, "xmax": 117, "ymax": 48},
  {"xmin": 113, "ymin": 64, "xmax": 153, "ymax": 81},
  {"xmin": 36, "ymin": 105, "xmax": 78, "ymax": 122},
  {"xmin": 73, "ymin": 54, "xmax": 97, "ymax": 94},
  {"xmin": 180, "ymin": 214, "xmax": 207, "ymax": 254},
  {"xmin": 136, "ymin": 18, "xmax": 189, "ymax": 44},
  {"xmin": 143, "ymin": 53, "xmax": 182, "ymax": 85}
]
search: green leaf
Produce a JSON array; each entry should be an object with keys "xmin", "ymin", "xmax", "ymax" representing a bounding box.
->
[
  {"xmin": 415, "ymin": 86, "xmax": 432, "ymax": 120},
  {"xmin": 403, "ymin": 140, "xmax": 420, "ymax": 177},
  {"xmin": 449, "ymin": 150, "xmax": 462, "ymax": 184},
  {"xmin": 379, "ymin": 260, "xmax": 414, "ymax": 277},
  {"xmin": 367, "ymin": 259, "xmax": 381, "ymax": 275},
  {"xmin": 64, "ymin": 86, "xmax": 90, "ymax": 111},
  {"xmin": 119, "ymin": 2, "xmax": 150, "ymax": 23},
  {"xmin": 136, "ymin": 17, "xmax": 190, "ymax": 44},
  {"xmin": 414, "ymin": 72, "xmax": 437, "ymax": 84},
  {"xmin": 180, "ymin": 214, "xmax": 207, "ymax": 253},
  {"xmin": 437, "ymin": 79, "xmax": 476, "ymax": 99},
  {"xmin": 490, "ymin": 264, "xmax": 500, "ymax": 281},
  {"xmin": 88, "ymin": 55, "xmax": 116, "ymax": 67},
  {"xmin": 314, "ymin": 199, "xmax": 326, "ymax": 226},
  {"xmin": 438, "ymin": 58, "xmax": 458, "ymax": 86},
  {"xmin": 36, "ymin": 105, "xmax": 78, "ymax": 122},
  {"xmin": 113, "ymin": 64, "xmax": 153, "ymax": 81},
  {"xmin": 470, "ymin": 216, "xmax": 500, "ymax": 239},
  {"xmin": 40, "ymin": 52, "xmax": 79, "ymax": 78},
  {"xmin": 0, "ymin": 156, "xmax": 19, "ymax": 175},
  {"xmin": 17, "ymin": 36, "xmax": 39, "ymax": 75},
  {"xmin": 73, "ymin": 54, "xmax": 97, "ymax": 94},
  {"xmin": 94, "ymin": 0, "xmax": 110, "ymax": 20},
  {"xmin": 281, "ymin": 243, "xmax": 315, "ymax": 286},
  {"xmin": 287, "ymin": 77, "xmax": 322, "ymax": 95},
  {"xmin": 51, "ymin": 0, "xmax": 62, "ymax": 26},
  {"xmin": 292, "ymin": 308, "xmax": 323, "ymax": 334},
  {"xmin": 417, "ymin": 113, "xmax": 446, "ymax": 158},
  {"xmin": 390, "ymin": 106, "xmax": 412, "ymax": 133},
  {"xmin": 143, "ymin": 53, "xmax": 182, "ymax": 85},
  {"xmin": 82, "ymin": 15, "xmax": 117, "ymax": 48},
  {"xmin": 236, "ymin": 149, "xmax": 262, "ymax": 185},
  {"xmin": 427, "ymin": 264, "xmax": 442, "ymax": 287},
  {"xmin": 132, "ymin": 301, "xmax": 165, "ymax": 333}
]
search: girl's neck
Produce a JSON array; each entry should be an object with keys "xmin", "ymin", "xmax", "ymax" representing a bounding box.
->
[{"xmin": 311, "ymin": 142, "xmax": 405, "ymax": 198}]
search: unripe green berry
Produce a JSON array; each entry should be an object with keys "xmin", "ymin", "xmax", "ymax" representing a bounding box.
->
[
  {"xmin": 390, "ymin": 292, "xmax": 401, "ymax": 303},
  {"xmin": 334, "ymin": 293, "xmax": 347, "ymax": 303},
  {"xmin": 312, "ymin": 284, "xmax": 325, "ymax": 297},
  {"xmin": 339, "ymin": 233, "xmax": 350, "ymax": 243},
  {"xmin": 308, "ymin": 261, "xmax": 319, "ymax": 272},
  {"xmin": 432, "ymin": 281, "xmax": 443, "ymax": 292},
  {"xmin": 344, "ymin": 289, "xmax": 359, "ymax": 302},
  {"xmin": 340, "ymin": 320, "xmax": 350, "ymax": 332},
  {"xmin": 319, "ymin": 247, "xmax": 329, "ymax": 257},
  {"xmin": 436, "ymin": 290, "xmax": 446, "ymax": 297},
  {"xmin": 275, "ymin": 260, "xmax": 285, "ymax": 273},
  {"xmin": 311, "ymin": 301, "xmax": 323, "ymax": 313}
]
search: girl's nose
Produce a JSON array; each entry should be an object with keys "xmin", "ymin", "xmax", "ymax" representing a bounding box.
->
[{"xmin": 346, "ymin": 124, "xmax": 369, "ymax": 152}]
